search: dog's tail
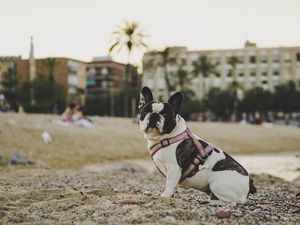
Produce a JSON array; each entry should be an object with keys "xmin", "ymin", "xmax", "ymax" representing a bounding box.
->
[{"xmin": 249, "ymin": 177, "xmax": 257, "ymax": 194}]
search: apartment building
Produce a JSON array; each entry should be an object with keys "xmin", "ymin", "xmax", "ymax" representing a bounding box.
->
[
  {"xmin": 0, "ymin": 56, "xmax": 21, "ymax": 92},
  {"xmin": 86, "ymin": 56, "xmax": 125, "ymax": 97},
  {"xmin": 86, "ymin": 56, "xmax": 138, "ymax": 98},
  {"xmin": 15, "ymin": 57, "xmax": 87, "ymax": 102},
  {"xmin": 142, "ymin": 41, "xmax": 300, "ymax": 99}
]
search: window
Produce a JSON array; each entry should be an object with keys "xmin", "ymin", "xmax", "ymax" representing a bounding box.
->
[
  {"xmin": 260, "ymin": 55, "xmax": 268, "ymax": 63},
  {"xmin": 227, "ymin": 71, "xmax": 232, "ymax": 77},
  {"xmin": 284, "ymin": 53, "xmax": 291, "ymax": 62},
  {"xmin": 102, "ymin": 81, "xmax": 108, "ymax": 88},
  {"xmin": 262, "ymin": 80, "xmax": 268, "ymax": 84},
  {"xmin": 296, "ymin": 53, "xmax": 300, "ymax": 61},
  {"xmin": 250, "ymin": 56, "xmax": 256, "ymax": 63},
  {"xmin": 250, "ymin": 72, "xmax": 256, "ymax": 76},
  {"xmin": 239, "ymin": 73, "xmax": 244, "ymax": 77},
  {"xmin": 215, "ymin": 73, "xmax": 220, "ymax": 77},
  {"xmin": 272, "ymin": 54, "xmax": 279, "ymax": 63},
  {"xmin": 273, "ymin": 71, "xmax": 279, "ymax": 76},
  {"xmin": 262, "ymin": 72, "xmax": 267, "ymax": 76}
]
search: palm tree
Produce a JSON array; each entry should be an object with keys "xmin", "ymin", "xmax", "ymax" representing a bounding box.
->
[
  {"xmin": 109, "ymin": 21, "xmax": 148, "ymax": 117},
  {"xmin": 192, "ymin": 56, "xmax": 217, "ymax": 98},
  {"xmin": 159, "ymin": 47, "xmax": 176, "ymax": 96},
  {"xmin": 43, "ymin": 57, "xmax": 59, "ymax": 84},
  {"xmin": 227, "ymin": 56, "xmax": 240, "ymax": 81}
]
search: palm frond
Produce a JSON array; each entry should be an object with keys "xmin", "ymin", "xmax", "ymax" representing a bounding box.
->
[{"xmin": 108, "ymin": 41, "xmax": 120, "ymax": 54}]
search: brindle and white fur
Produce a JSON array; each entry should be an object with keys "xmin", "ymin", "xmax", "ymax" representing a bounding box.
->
[{"xmin": 139, "ymin": 87, "xmax": 256, "ymax": 204}]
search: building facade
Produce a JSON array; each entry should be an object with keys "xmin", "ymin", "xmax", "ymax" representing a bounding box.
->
[
  {"xmin": 15, "ymin": 57, "xmax": 87, "ymax": 103},
  {"xmin": 142, "ymin": 41, "xmax": 300, "ymax": 100},
  {"xmin": 86, "ymin": 56, "xmax": 127, "ymax": 98},
  {"xmin": 0, "ymin": 56, "xmax": 21, "ymax": 92}
]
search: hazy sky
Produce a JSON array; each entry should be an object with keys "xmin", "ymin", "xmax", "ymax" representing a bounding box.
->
[{"xmin": 1, "ymin": 0, "xmax": 300, "ymax": 65}]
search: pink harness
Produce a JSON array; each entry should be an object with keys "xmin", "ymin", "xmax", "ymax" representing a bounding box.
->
[{"xmin": 149, "ymin": 128, "xmax": 214, "ymax": 182}]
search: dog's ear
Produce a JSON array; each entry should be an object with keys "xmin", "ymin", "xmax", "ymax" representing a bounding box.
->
[
  {"xmin": 168, "ymin": 92, "xmax": 184, "ymax": 114},
  {"xmin": 138, "ymin": 87, "xmax": 153, "ymax": 111}
]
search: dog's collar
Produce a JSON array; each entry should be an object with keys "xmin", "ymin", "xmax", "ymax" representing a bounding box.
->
[{"xmin": 149, "ymin": 128, "xmax": 213, "ymax": 159}]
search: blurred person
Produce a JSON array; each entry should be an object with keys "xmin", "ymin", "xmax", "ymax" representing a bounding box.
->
[
  {"xmin": 73, "ymin": 106, "xmax": 94, "ymax": 128},
  {"xmin": 61, "ymin": 103, "xmax": 77, "ymax": 122},
  {"xmin": 0, "ymin": 94, "xmax": 9, "ymax": 112}
]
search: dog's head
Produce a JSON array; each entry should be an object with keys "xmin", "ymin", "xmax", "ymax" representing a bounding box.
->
[{"xmin": 139, "ymin": 87, "xmax": 184, "ymax": 138}]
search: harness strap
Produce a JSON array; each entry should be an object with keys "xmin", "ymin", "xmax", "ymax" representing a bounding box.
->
[
  {"xmin": 180, "ymin": 145, "xmax": 214, "ymax": 181},
  {"xmin": 149, "ymin": 129, "xmax": 189, "ymax": 157},
  {"xmin": 149, "ymin": 128, "xmax": 215, "ymax": 181}
]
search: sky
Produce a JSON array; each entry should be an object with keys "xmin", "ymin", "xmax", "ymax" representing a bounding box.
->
[{"xmin": 1, "ymin": 0, "xmax": 300, "ymax": 65}]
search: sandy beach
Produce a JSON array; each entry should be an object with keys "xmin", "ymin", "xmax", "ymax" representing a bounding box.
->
[{"xmin": 0, "ymin": 113, "xmax": 299, "ymax": 224}]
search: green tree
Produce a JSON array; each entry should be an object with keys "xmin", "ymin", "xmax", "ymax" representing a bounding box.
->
[
  {"xmin": 43, "ymin": 58, "xmax": 59, "ymax": 83},
  {"xmin": 272, "ymin": 81, "xmax": 300, "ymax": 112},
  {"xmin": 20, "ymin": 76, "xmax": 66, "ymax": 113},
  {"xmin": 1, "ymin": 64, "xmax": 18, "ymax": 110},
  {"xmin": 192, "ymin": 56, "xmax": 217, "ymax": 97},
  {"xmin": 180, "ymin": 89, "xmax": 203, "ymax": 120},
  {"xmin": 240, "ymin": 87, "xmax": 272, "ymax": 114},
  {"xmin": 227, "ymin": 80, "xmax": 244, "ymax": 121},
  {"xmin": 227, "ymin": 56, "xmax": 241, "ymax": 81},
  {"xmin": 159, "ymin": 47, "xmax": 176, "ymax": 95},
  {"xmin": 109, "ymin": 21, "xmax": 148, "ymax": 117},
  {"xmin": 203, "ymin": 87, "xmax": 235, "ymax": 121}
]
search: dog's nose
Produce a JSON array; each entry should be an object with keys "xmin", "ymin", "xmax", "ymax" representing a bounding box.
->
[{"xmin": 148, "ymin": 113, "xmax": 160, "ymax": 128}]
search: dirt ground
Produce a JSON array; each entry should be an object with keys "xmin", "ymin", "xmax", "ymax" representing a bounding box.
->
[
  {"xmin": 0, "ymin": 162, "xmax": 299, "ymax": 225},
  {"xmin": 0, "ymin": 113, "xmax": 300, "ymax": 224}
]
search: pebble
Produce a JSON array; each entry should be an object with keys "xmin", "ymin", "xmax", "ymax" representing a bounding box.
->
[
  {"xmin": 271, "ymin": 215, "xmax": 279, "ymax": 220},
  {"xmin": 162, "ymin": 216, "xmax": 176, "ymax": 223},
  {"xmin": 216, "ymin": 209, "xmax": 231, "ymax": 219}
]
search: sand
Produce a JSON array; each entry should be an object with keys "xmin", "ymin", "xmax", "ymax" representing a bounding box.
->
[{"xmin": 0, "ymin": 113, "xmax": 300, "ymax": 224}]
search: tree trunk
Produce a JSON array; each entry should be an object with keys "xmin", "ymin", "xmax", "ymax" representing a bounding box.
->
[{"xmin": 124, "ymin": 63, "xmax": 129, "ymax": 117}]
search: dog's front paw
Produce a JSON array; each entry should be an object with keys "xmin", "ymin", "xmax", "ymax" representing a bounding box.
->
[{"xmin": 160, "ymin": 191, "xmax": 174, "ymax": 198}]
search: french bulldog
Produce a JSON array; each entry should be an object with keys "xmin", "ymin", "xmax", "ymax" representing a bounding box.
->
[{"xmin": 139, "ymin": 86, "xmax": 256, "ymax": 204}]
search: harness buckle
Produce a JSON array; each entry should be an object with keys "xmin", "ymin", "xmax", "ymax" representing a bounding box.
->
[{"xmin": 160, "ymin": 138, "xmax": 170, "ymax": 148}]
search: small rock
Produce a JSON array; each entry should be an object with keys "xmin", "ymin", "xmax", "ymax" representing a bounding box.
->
[
  {"xmin": 142, "ymin": 191, "xmax": 152, "ymax": 196},
  {"xmin": 0, "ymin": 211, "xmax": 5, "ymax": 219},
  {"xmin": 270, "ymin": 215, "xmax": 279, "ymax": 220},
  {"xmin": 163, "ymin": 216, "xmax": 176, "ymax": 223},
  {"xmin": 265, "ymin": 214, "xmax": 271, "ymax": 219},
  {"xmin": 232, "ymin": 209, "xmax": 243, "ymax": 217},
  {"xmin": 81, "ymin": 195, "xmax": 88, "ymax": 202},
  {"xmin": 10, "ymin": 150, "xmax": 27, "ymax": 165},
  {"xmin": 216, "ymin": 209, "xmax": 231, "ymax": 219}
]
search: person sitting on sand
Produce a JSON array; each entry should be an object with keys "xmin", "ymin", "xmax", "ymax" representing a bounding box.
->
[
  {"xmin": 73, "ymin": 106, "xmax": 94, "ymax": 128},
  {"xmin": 61, "ymin": 103, "xmax": 77, "ymax": 122}
]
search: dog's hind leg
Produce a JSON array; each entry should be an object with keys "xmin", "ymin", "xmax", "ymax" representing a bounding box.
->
[{"xmin": 209, "ymin": 179, "xmax": 248, "ymax": 204}]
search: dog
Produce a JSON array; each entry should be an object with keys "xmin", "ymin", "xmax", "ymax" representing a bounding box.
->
[{"xmin": 139, "ymin": 86, "xmax": 256, "ymax": 204}]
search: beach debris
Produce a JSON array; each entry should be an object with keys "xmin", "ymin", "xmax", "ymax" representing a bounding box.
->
[
  {"xmin": 216, "ymin": 209, "xmax": 231, "ymax": 219},
  {"xmin": 142, "ymin": 191, "xmax": 152, "ymax": 196},
  {"xmin": 80, "ymin": 191, "xmax": 88, "ymax": 202},
  {"xmin": 41, "ymin": 131, "xmax": 52, "ymax": 144},
  {"xmin": 10, "ymin": 150, "xmax": 27, "ymax": 165},
  {"xmin": 114, "ymin": 199, "xmax": 145, "ymax": 205}
]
